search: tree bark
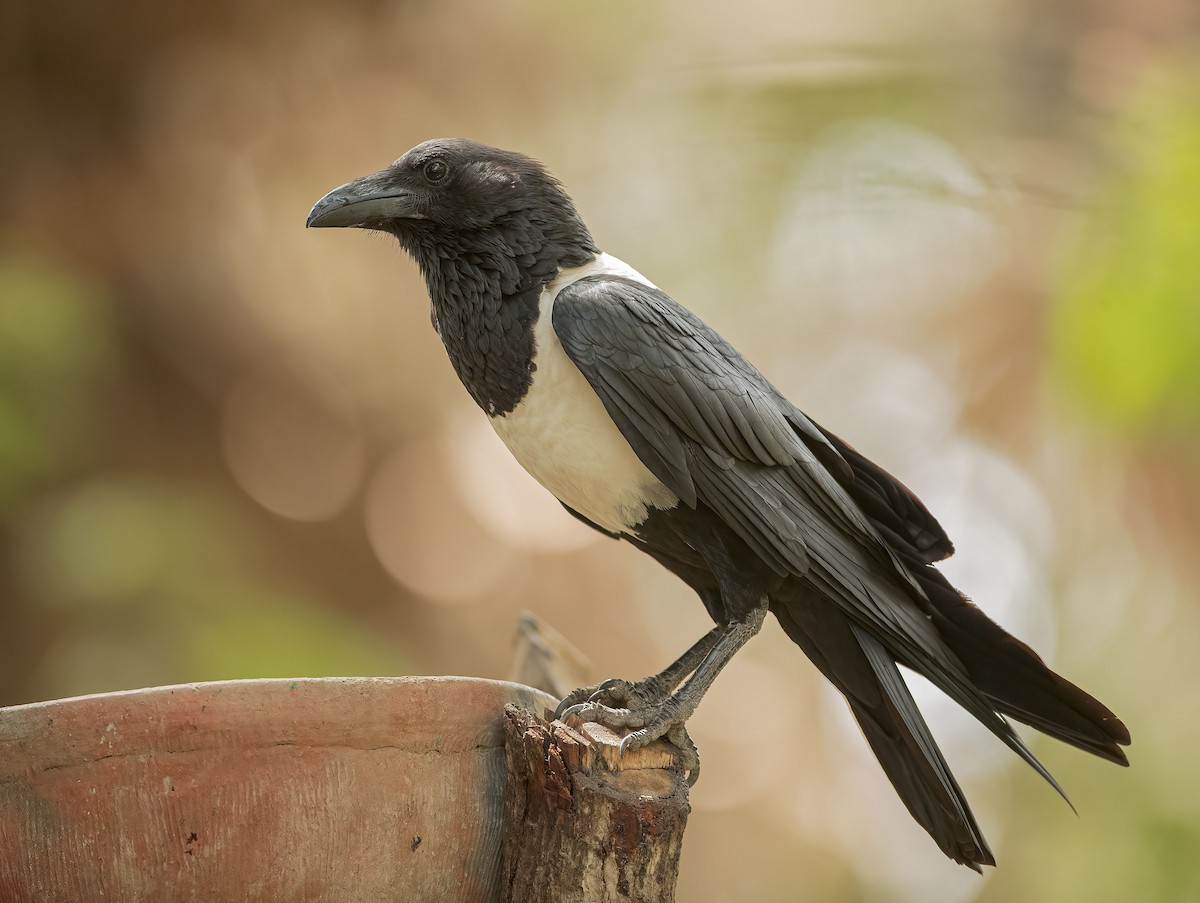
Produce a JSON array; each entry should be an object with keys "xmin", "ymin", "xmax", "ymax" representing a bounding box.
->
[{"xmin": 501, "ymin": 705, "xmax": 690, "ymax": 903}]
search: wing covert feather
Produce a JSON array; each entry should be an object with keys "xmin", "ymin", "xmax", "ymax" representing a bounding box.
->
[{"xmin": 551, "ymin": 274, "xmax": 936, "ymax": 610}]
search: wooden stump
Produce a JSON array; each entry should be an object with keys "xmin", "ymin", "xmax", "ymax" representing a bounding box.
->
[{"xmin": 501, "ymin": 705, "xmax": 691, "ymax": 902}]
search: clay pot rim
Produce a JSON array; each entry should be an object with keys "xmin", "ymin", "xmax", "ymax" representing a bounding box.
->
[{"xmin": 0, "ymin": 676, "xmax": 558, "ymax": 778}]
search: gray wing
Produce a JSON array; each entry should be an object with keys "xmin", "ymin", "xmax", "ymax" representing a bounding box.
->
[
  {"xmin": 552, "ymin": 275, "xmax": 939, "ymax": 650},
  {"xmin": 815, "ymin": 426, "xmax": 954, "ymax": 563}
]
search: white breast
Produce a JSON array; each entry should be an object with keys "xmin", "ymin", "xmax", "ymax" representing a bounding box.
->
[{"xmin": 488, "ymin": 253, "xmax": 679, "ymax": 534}]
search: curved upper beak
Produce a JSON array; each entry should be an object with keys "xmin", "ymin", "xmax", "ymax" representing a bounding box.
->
[{"xmin": 306, "ymin": 170, "xmax": 418, "ymax": 228}]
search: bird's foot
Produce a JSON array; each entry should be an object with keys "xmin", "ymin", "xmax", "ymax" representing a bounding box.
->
[
  {"xmin": 554, "ymin": 674, "xmax": 673, "ymax": 724},
  {"xmin": 557, "ymin": 684, "xmax": 701, "ymax": 785}
]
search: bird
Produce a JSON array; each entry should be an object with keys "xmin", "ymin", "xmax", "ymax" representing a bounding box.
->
[{"xmin": 307, "ymin": 138, "xmax": 1130, "ymax": 869}]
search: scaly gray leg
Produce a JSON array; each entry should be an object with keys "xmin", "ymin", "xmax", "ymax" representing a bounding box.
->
[
  {"xmin": 559, "ymin": 604, "xmax": 768, "ymax": 785},
  {"xmin": 554, "ymin": 626, "xmax": 722, "ymax": 720}
]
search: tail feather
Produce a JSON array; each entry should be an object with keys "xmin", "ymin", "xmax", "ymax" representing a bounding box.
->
[
  {"xmin": 913, "ymin": 564, "xmax": 1131, "ymax": 765},
  {"xmin": 773, "ymin": 601, "xmax": 995, "ymax": 870},
  {"xmin": 804, "ymin": 567, "xmax": 1076, "ymax": 808},
  {"xmin": 852, "ymin": 627, "xmax": 995, "ymax": 870},
  {"xmin": 767, "ymin": 536, "xmax": 1130, "ymax": 869}
]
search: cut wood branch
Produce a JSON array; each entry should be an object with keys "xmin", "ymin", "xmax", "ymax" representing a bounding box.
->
[{"xmin": 508, "ymin": 610, "xmax": 593, "ymax": 699}]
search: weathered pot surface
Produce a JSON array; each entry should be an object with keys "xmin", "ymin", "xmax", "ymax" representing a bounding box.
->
[{"xmin": 0, "ymin": 676, "xmax": 556, "ymax": 903}]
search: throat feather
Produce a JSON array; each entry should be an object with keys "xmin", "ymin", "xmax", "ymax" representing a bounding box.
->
[{"xmin": 398, "ymin": 219, "xmax": 594, "ymax": 417}]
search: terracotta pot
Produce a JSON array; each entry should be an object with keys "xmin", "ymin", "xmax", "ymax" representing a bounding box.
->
[{"xmin": 0, "ymin": 676, "xmax": 556, "ymax": 903}]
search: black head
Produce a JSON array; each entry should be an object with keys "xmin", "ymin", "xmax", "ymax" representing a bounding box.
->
[
  {"xmin": 307, "ymin": 138, "xmax": 596, "ymax": 261},
  {"xmin": 308, "ymin": 139, "xmax": 599, "ymax": 417}
]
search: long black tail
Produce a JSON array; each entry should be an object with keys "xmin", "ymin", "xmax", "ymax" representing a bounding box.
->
[
  {"xmin": 772, "ymin": 574, "xmax": 1129, "ymax": 870},
  {"xmin": 913, "ymin": 562, "xmax": 1130, "ymax": 764},
  {"xmin": 773, "ymin": 598, "xmax": 996, "ymax": 870},
  {"xmin": 805, "ymin": 420, "xmax": 1129, "ymax": 763}
]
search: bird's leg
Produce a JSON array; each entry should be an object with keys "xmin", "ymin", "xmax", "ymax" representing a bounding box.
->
[
  {"xmin": 560, "ymin": 603, "xmax": 768, "ymax": 784},
  {"xmin": 554, "ymin": 626, "xmax": 722, "ymax": 719}
]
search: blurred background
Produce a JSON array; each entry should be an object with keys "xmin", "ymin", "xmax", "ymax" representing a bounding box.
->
[{"xmin": 2, "ymin": 0, "xmax": 1198, "ymax": 899}]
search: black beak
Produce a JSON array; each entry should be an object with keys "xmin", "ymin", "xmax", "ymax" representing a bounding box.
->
[{"xmin": 306, "ymin": 170, "xmax": 420, "ymax": 228}]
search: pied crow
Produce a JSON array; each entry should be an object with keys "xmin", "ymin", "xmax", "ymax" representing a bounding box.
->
[{"xmin": 307, "ymin": 138, "xmax": 1130, "ymax": 870}]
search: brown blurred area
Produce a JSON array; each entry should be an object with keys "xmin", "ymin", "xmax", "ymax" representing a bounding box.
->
[{"xmin": 3, "ymin": 0, "xmax": 1200, "ymax": 899}]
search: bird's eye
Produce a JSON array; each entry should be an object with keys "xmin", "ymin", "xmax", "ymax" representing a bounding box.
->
[{"xmin": 423, "ymin": 160, "xmax": 449, "ymax": 183}]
